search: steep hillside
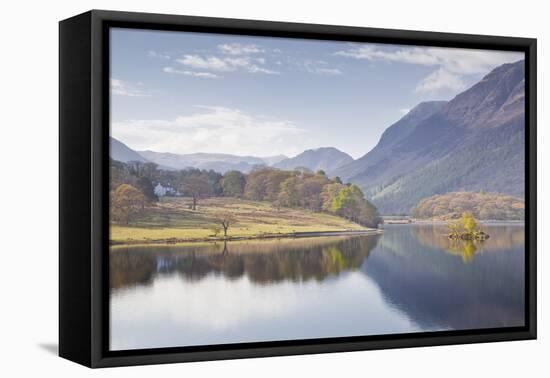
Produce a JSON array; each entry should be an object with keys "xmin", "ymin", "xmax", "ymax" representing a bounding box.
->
[
  {"xmin": 334, "ymin": 60, "xmax": 525, "ymax": 214},
  {"xmin": 110, "ymin": 137, "xmax": 148, "ymax": 163}
]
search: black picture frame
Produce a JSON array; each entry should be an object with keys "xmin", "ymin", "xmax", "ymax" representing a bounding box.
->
[{"xmin": 59, "ymin": 9, "xmax": 537, "ymax": 368}]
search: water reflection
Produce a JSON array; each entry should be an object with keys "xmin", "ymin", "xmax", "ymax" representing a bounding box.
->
[
  {"xmin": 365, "ymin": 224, "xmax": 525, "ymax": 330},
  {"xmin": 110, "ymin": 224, "xmax": 525, "ymax": 350},
  {"xmin": 411, "ymin": 223, "xmax": 525, "ymax": 262},
  {"xmin": 111, "ymin": 235, "xmax": 380, "ymax": 292}
]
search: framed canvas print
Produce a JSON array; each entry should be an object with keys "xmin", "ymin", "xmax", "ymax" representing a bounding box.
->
[{"xmin": 59, "ymin": 10, "xmax": 536, "ymax": 368}]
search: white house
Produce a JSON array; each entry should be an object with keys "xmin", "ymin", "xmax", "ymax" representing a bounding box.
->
[{"xmin": 154, "ymin": 183, "xmax": 181, "ymax": 197}]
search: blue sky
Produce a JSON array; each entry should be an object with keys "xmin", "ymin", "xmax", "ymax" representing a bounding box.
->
[{"xmin": 110, "ymin": 28, "xmax": 523, "ymax": 159}]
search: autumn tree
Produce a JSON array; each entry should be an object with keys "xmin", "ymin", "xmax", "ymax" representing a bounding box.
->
[
  {"xmin": 111, "ymin": 184, "xmax": 146, "ymax": 224},
  {"xmin": 461, "ymin": 212, "xmax": 478, "ymax": 233},
  {"xmin": 277, "ymin": 176, "xmax": 301, "ymax": 208},
  {"xmin": 412, "ymin": 191, "xmax": 525, "ymax": 221},
  {"xmin": 447, "ymin": 219, "xmax": 462, "ymax": 238},
  {"xmin": 320, "ymin": 182, "xmax": 346, "ymax": 212},
  {"xmin": 243, "ymin": 168, "xmax": 269, "ymax": 200},
  {"xmin": 329, "ymin": 184, "xmax": 380, "ymax": 227},
  {"xmin": 221, "ymin": 170, "xmax": 246, "ymax": 198},
  {"xmin": 332, "ymin": 185, "xmax": 363, "ymax": 221},
  {"xmin": 180, "ymin": 175, "xmax": 211, "ymax": 210},
  {"xmin": 447, "ymin": 212, "xmax": 488, "ymax": 241},
  {"xmin": 299, "ymin": 173, "xmax": 330, "ymax": 211},
  {"xmin": 244, "ymin": 168, "xmax": 295, "ymax": 201}
]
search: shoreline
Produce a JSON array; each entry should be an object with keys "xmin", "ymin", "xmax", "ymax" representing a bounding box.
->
[
  {"xmin": 382, "ymin": 219, "xmax": 525, "ymax": 225},
  {"xmin": 110, "ymin": 228, "xmax": 383, "ymax": 247}
]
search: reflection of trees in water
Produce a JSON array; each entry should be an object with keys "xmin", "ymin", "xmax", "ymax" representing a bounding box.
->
[
  {"xmin": 110, "ymin": 253, "xmax": 156, "ymax": 290},
  {"xmin": 110, "ymin": 235, "xmax": 380, "ymax": 291},
  {"xmin": 446, "ymin": 239, "xmax": 478, "ymax": 262},
  {"xmin": 411, "ymin": 224, "xmax": 525, "ymax": 262}
]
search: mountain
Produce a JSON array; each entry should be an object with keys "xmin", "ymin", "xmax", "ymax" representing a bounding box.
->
[
  {"xmin": 261, "ymin": 154, "xmax": 288, "ymax": 166},
  {"xmin": 274, "ymin": 147, "xmax": 353, "ymax": 174},
  {"xmin": 334, "ymin": 60, "xmax": 525, "ymax": 214},
  {"xmin": 110, "ymin": 137, "xmax": 148, "ymax": 163},
  {"xmin": 109, "ymin": 138, "xmax": 287, "ymax": 174},
  {"xmin": 138, "ymin": 150, "xmax": 272, "ymax": 173}
]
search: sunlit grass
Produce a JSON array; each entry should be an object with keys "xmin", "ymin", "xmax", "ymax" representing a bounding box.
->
[{"xmin": 110, "ymin": 197, "xmax": 370, "ymax": 243}]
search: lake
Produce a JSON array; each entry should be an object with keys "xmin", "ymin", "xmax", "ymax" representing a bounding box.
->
[{"xmin": 109, "ymin": 223, "xmax": 525, "ymax": 351}]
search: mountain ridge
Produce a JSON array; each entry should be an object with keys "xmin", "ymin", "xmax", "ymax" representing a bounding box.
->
[
  {"xmin": 110, "ymin": 137, "xmax": 149, "ymax": 163},
  {"xmin": 138, "ymin": 150, "xmax": 274, "ymax": 173},
  {"xmin": 334, "ymin": 59, "xmax": 525, "ymax": 214},
  {"xmin": 274, "ymin": 147, "xmax": 353, "ymax": 174}
]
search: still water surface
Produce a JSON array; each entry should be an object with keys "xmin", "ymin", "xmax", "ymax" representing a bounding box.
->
[{"xmin": 110, "ymin": 224, "xmax": 525, "ymax": 350}]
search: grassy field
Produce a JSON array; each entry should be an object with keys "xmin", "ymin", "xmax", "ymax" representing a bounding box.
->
[{"xmin": 110, "ymin": 197, "xmax": 371, "ymax": 244}]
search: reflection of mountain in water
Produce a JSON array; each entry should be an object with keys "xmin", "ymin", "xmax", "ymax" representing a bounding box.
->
[
  {"xmin": 362, "ymin": 225, "xmax": 525, "ymax": 330},
  {"xmin": 110, "ymin": 225, "xmax": 525, "ymax": 333},
  {"xmin": 110, "ymin": 235, "xmax": 380, "ymax": 292}
]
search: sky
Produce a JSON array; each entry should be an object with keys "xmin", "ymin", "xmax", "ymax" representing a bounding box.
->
[{"xmin": 110, "ymin": 28, "xmax": 524, "ymax": 159}]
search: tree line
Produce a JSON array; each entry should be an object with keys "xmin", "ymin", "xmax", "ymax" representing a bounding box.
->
[
  {"xmin": 110, "ymin": 159, "xmax": 381, "ymax": 228},
  {"xmin": 411, "ymin": 191, "xmax": 525, "ymax": 221}
]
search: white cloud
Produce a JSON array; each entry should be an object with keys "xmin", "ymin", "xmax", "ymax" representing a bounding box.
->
[
  {"xmin": 112, "ymin": 106, "xmax": 306, "ymax": 157},
  {"xmin": 111, "ymin": 275, "xmax": 299, "ymax": 335},
  {"xmin": 110, "ymin": 271, "xmax": 420, "ymax": 349},
  {"xmin": 335, "ymin": 44, "xmax": 523, "ymax": 93},
  {"xmin": 147, "ymin": 50, "xmax": 171, "ymax": 59},
  {"xmin": 110, "ymin": 78, "xmax": 150, "ymax": 97},
  {"xmin": 314, "ymin": 67, "xmax": 343, "ymax": 76},
  {"xmin": 218, "ymin": 43, "xmax": 264, "ymax": 55},
  {"xmin": 304, "ymin": 60, "xmax": 343, "ymax": 76},
  {"xmin": 243, "ymin": 64, "xmax": 279, "ymax": 75},
  {"xmin": 415, "ymin": 68, "xmax": 465, "ymax": 93},
  {"xmin": 399, "ymin": 108, "xmax": 411, "ymax": 115},
  {"xmin": 163, "ymin": 67, "xmax": 220, "ymax": 79},
  {"xmin": 177, "ymin": 55, "xmax": 232, "ymax": 71},
  {"xmin": 176, "ymin": 54, "xmax": 279, "ymax": 75}
]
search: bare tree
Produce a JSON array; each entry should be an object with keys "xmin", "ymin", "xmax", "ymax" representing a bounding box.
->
[
  {"xmin": 214, "ymin": 212, "xmax": 236, "ymax": 238},
  {"xmin": 180, "ymin": 175, "xmax": 210, "ymax": 210}
]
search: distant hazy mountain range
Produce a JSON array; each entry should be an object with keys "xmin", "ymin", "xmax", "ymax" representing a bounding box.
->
[
  {"xmin": 111, "ymin": 137, "xmax": 288, "ymax": 173},
  {"xmin": 110, "ymin": 138, "xmax": 352, "ymax": 174},
  {"xmin": 333, "ymin": 60, "xmax": 525, "ymax": 214},
  {"xmin": 138, "ymin": 150, "xmax": 286, "ymax": 173}
]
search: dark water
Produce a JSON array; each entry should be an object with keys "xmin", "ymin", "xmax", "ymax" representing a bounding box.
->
[{"xmin": 109, "ymin": 224, "xmax": 525, "ymax": 350}]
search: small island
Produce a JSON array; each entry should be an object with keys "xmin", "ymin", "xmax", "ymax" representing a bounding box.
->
[{"xmin": 447, "ymin": 213, "xmax": 490, "ymax": 241}]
